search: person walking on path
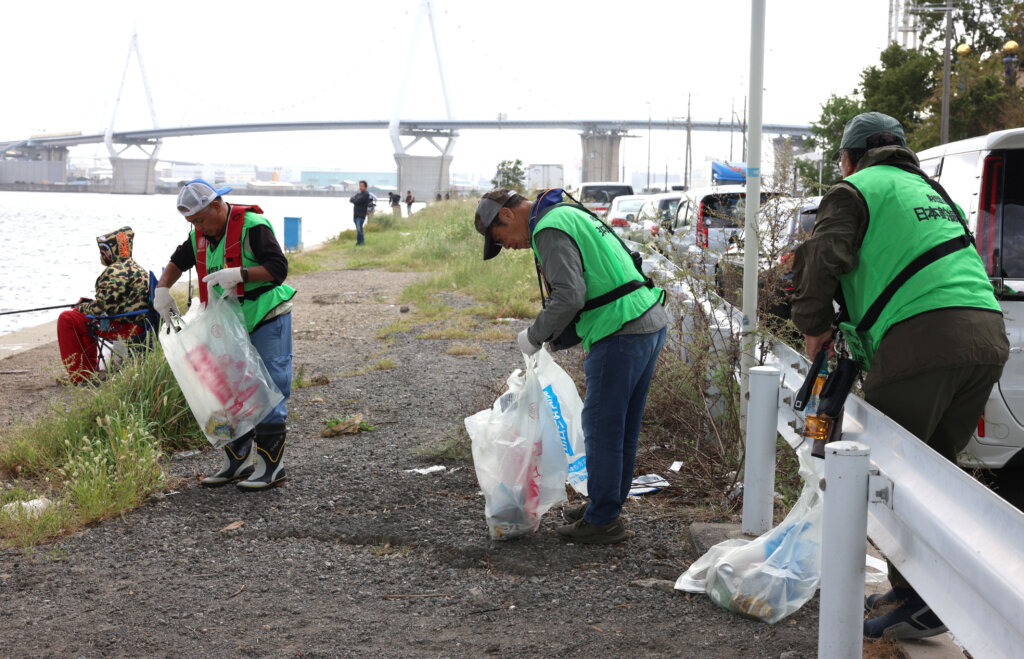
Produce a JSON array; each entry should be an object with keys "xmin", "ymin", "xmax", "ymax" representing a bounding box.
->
[
  {"xmin": 474, "ymin": 189, "xmax": 669, "ymax": 544},
  {"xmin": 57, "ymin": 226, "xmax": 149, "ymax": 383},
  {"xmin": 153, "ymin": 179, "xmax": 297, "ymax": 492},
  {"xmin": 405, "ymin": 190, "xmax": 414, "ymax": 216},
  {"xmin": 349, "ymin": 180, "xmax": 372, "ymax": 245},
  {"xmin": 790, "ymin": 112, "xmax": 1009, "ymax": 640}
]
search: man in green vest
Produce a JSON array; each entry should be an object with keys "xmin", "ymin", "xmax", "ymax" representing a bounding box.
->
[
  {"xmin": 474, "ymin": 189, "xmax": 669, "ymax": 544},
  {"xmin": 154, "ymin": 179, "xmax": 297, "ymax": 492},
  {"xmin": 791, "ymin": 113, "xmax": 1008, "ymax": 640}
]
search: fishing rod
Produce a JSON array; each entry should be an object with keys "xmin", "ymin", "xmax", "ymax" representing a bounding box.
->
[{"xmin": 0, "ymin": 303, "xmax": 75, "ymax": 317}]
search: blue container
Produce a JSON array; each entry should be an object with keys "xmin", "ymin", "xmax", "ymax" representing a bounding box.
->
[{"xmin": 284, "ymin": 216, "xmax": 302, "ymax": 252}]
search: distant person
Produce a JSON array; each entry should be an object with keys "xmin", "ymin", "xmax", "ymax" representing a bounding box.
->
[
  {"xmin": 389, "ymin": 191, "xmax": 401, "ymax": 219},
  {"xmin": 473, "ymin": 189, "xmax": 668, "ymax": 544},
  {"xmin": 57, "ymin": 226, "xmax": 149, "ymax": 383},
  {"xmin": 153, "ymin": 179, "xmax": 296, "ymax": 491},
  {"xmin": 791, "ymin": 112, "xmax": 1008, "ymax": 640},
  {"xmin": 348, "ymin": 180, "xmax": 373, "ymax": 246},
  {"xmin": 435, "ymin": 192, "xmax": 442, "ymax": 202},
  {"xmin": 405, "ymin": 190, "xmax": 414, "ymax": 216},
  {"xmin": 444, "ymin": 192, "xmax": 450, "ymax": 201}
]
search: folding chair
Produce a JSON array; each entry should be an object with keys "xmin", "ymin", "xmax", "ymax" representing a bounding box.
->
[{"xmin": 86, "ymin": 271, "xmax": 160, "ymax": 374}]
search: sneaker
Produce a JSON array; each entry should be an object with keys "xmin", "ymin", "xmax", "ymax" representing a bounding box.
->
[
  {"xmin": 556, "ymin": 517, "xmax": 629, "ymax": 544},
  {"xmin": 562, "ymin": 503, "xmax": 588, "ymax": 524},
  {"xmin": 865, "ymin": 586, "xmax": 912, "ymax": 613},
  {"xmin": 863, "ymin": 590, "xmax": 947, "ymax": 640}
]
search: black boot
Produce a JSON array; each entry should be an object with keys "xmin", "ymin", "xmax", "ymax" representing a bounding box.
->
[
  {"xmin": 200, "ymin": 431, "xmax": 254, "ymax": 487},
  {"xmin": 237, "ymin": 422, "xmax": 287, "ymax": 491}
]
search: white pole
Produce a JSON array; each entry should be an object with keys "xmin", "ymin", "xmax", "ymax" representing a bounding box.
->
[
  {"xmin": 739, "ymin": 0, "xmax": 766, "ymax": 424},
  {"xmin": 818, "ymin": 441, "xmax": 871, "ymax": 659},
  {"xmin": 741, "ymin": 365, "xmax": 780, "ymax": 535}
]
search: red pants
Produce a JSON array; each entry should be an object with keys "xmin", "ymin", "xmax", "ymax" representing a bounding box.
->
[{"xmin": 57, "ymin": 309, "xmax": 142, "ymax": 382}]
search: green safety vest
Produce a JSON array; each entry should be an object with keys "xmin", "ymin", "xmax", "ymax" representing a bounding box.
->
[
  {"xmin": 838, "ymin": 164, "xmax": 1001, "ymax": 370},
  {"xmin": 532, "ymin": 204, "xmax": 663, "ymax": 351},
  {"xmin": 190, "ymin": 210, "xmax": 296, "ymax": 333}
]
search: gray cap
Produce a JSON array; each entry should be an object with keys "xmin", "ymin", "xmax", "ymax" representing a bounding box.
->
[
  {"xmin": 839, "ymin": 112, "xmax": 906, "ymax": 151},
  {"xmin": 176, "ymin": 178, "xmax": 233, "ymax": 216},
  {"xmin": 475, "ymin": 189, "xmax": 516, "ymax": 260}
]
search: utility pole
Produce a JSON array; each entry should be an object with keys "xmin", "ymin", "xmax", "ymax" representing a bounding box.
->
[
  {"xmin": 646, "ymin": 104, "xmax": 652, "ymax": 191},
  {"xmin": 685, "ymin": 94, "xmax": 692, "ymax": 189},
  {"xmin": 730, "ymin": 98, "xmax": 735, "ymax": 162},
  {"xmin": 940, "ymin": 0, "xmax": 953, "ymax": 144}
]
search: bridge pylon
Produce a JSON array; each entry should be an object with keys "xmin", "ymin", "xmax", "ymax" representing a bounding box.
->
[
  {"xmin": 105, "ymin": 27, "xmax": 161, "ymax": 194},
  {"xmin": 580, "ymin": 126, "xmax": 626, "ymax": 183},
  {"xmin": 391, "ymin": 0, "xmax": 456, "ymax": 201}
]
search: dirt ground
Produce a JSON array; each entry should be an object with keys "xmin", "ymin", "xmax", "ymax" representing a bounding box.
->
[{"xmin": 0, "ymin": 266, "xmax": 819, "ymax": 658}]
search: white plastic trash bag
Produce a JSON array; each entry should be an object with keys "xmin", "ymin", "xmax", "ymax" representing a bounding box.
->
[
  {"xmin": 533, "ymin": 347, "xmax": 588, "ymax": 495},
  {"xmin": 675, "ymin": 442, "xmax": 824, "ymax": 624},
  {"xmin": 159, "ymin": 294, "xmax": 284, "ymax": 449},
  {"xmin": 466, "ymin": 354, "xmax": 568, "ymax": 540}
]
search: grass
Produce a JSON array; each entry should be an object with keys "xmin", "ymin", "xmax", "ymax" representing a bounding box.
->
[
  {"xmin": 0, "ymin": 346, "xmax": 203, "ymax": 550},
  {"xmin": 417, "ymin": 425, "xmax": 473, "ymax": 462},
  {"xmin": 325, "ymin": 415, "xmax": 376, "ymax": 433},
  {"xmin": 286, "ymin": 201, "xmax": 540, "ymax": 321},
  {"xmin": 341, "ymin": 357, "xmax": 398, "ymax": 378}
]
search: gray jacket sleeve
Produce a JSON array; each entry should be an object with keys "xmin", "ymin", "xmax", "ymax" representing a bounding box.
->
[{"xmin": 527, "ymin": 228, "xmax": 586, "ymax": 346}]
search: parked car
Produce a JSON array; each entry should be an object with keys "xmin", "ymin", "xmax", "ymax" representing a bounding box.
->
[
  {"xmin": 715, "ymin": 196, "xmax": 819, "ymax": 319},
  {"xmin": 917, "ymin": 126, "xmax": 1024, "ymax": 469},
  {"xmin": 659, "ymin": 186, "xmax": 781, "ymax": 273},
  {"xmin": 624, "ymin": 192, "xmax": 684, "ymax": 242},
  {"xmin": 605, "ymin": 194, "xmax": 649, "ymax": 235},
  {"xmin": 572, "ymin": 182, "xmax": 634, "ymax": 218}
]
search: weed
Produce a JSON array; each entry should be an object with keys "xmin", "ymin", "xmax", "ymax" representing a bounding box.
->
[
  {"xmin": 417, "ymin": 425, "xmax": 473, "ymax": 462},
  {"xmin": 368, "ymin": 542, "xmax": 412, "ymax": 557},
  {"xmin": 0, "ymin": 346, "xmax": 203, "ymax": 549},
  {"xmin": 325, "ymin": 415, "xmax": 376, "ymax": 433},
  {"xmin": 445, "ymin": 343, "xmax": 481, "ymax": 357},
  {"xmin": 341, "ymin": 358, "xmax": 398, "ymax": 378}
]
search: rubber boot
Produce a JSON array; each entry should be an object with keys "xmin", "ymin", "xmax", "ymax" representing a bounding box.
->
[
  {"xmin": 200, "ymin": 431, "xmax": 254, "ymax": 487},
  {"xmin": 237, "ymin": 422, "xmax": 287, "ymax": 491}
]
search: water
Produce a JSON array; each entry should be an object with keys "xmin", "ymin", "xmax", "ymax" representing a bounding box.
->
[{"xmin": 0, "ymin": 191, "xmax": 355, "ymax": 336}]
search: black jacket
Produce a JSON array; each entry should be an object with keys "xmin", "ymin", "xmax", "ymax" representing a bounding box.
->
[{"xmin": 350, "ymin": 191, "xmax": 372, "ymax": 218}]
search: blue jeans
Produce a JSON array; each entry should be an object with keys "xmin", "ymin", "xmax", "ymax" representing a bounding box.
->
[
  {"xmin": 582, "ymin": 327, "xmax": 667, "ymax": 526},
  {"xmin": 250, "ymin": 313, "xmax": 292, "ymax": 426},
  {"xmin": 354, "ymin": 216, "xmax": 365, "ymax": 245}
]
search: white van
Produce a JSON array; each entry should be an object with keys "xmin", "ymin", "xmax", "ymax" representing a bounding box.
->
[
  {"xmin": 918, "ymin": 127, "xmax": 1024, "ymax": 468},
  {"xmin": 572, "ymin": 182, "xmax": 634, "ymax": 218}
]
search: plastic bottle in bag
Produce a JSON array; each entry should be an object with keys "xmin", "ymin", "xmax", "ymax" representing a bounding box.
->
[{"xmin": 802, "ymin": 361, "xmax": 832, "ymax": 458}]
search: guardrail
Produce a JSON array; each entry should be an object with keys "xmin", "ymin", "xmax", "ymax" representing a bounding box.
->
[
  {"xmin": 638, "ymin": 247, "xmax": 1024, "ymax": 659},
  {"xmin": 743, "ymin": 333, "xmax": 1024, "ymax": 658}
]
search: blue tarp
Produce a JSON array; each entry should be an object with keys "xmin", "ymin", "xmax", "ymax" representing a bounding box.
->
[{"xmin": 711, "ymin": 161, "xmax": 747, "ymax": 183}]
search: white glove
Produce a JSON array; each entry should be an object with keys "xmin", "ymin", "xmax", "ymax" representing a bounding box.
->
[
  {"xmin": 517, "ymin": 329, "xmax": 540, "ymax": 356},
  {"xmin": 202, "ymin": 267, "xmax": 244, "ymax": 294},
  {"xmin": 153, "ymin": 287, "xmax": 179, "ymax": 324}
]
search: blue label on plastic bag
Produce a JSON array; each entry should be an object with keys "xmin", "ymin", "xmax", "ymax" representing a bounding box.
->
[{"xmin": 542, "ymin": 384, "xmax": 572, "ymax": 456}]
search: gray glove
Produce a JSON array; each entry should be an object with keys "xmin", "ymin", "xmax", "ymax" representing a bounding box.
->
[
  {"xmin": 517, "ymin": 329, "xmax": 540, "ymax": 356},
  {"xmin": 153, "ymin": 287, "xmax": 179, "ymax": 324}
]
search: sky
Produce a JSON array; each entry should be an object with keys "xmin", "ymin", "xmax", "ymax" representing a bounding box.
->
[{"xmin": 1, "ymin": 0, "xmax": 894, "ymax": 185}]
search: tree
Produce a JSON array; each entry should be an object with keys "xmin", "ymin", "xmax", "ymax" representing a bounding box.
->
[
  {"xmin": 912, "ymin": 51, "xmax": 1024, "ymax": 149},
  {"xmin": 860, "ymin": 44, "xmax": 940, "ymax": 134},
  {"xmin": 490, "ymin": 159, "xmax": 526, "ymax": 192},
  {"xmin": 796, "ymin": 94, "xmax": 864, "ymax": 192},
  {"xmin": 915, "ymin": 0, "xmax": 1011, "ymax": 55}
]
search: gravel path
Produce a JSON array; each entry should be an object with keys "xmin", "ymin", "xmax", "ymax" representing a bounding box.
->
[{"xmin": 0, "ymin": 266, "xmax": 818, "ymax": 658}]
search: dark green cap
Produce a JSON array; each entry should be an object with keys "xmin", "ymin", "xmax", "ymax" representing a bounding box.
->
[{"xmin": 839, "ymin": 112, "xmax": 906, "ymax": 150}]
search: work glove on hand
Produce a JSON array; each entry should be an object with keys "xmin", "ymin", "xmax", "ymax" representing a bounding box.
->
[
  {"xmin": 153, "ymin": 287, "xmax": 179, "ymax": 324},
  {"xmin": 517, "ymin": 329, "xmax": 541, "ymax": 356},
  {"xmin": 202, "ymin": 267, "xmax": 244, "ymax": 294}
]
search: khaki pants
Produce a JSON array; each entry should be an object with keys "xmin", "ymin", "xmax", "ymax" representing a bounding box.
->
[{"xmin": 863, "ymin": 362, "xmax": 1004, "ymax": 589}]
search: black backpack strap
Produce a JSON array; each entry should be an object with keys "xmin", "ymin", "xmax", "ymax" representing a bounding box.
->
[{"xmin": 854, "ymin": 162, "xmax": 973, "ymax": 333}]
